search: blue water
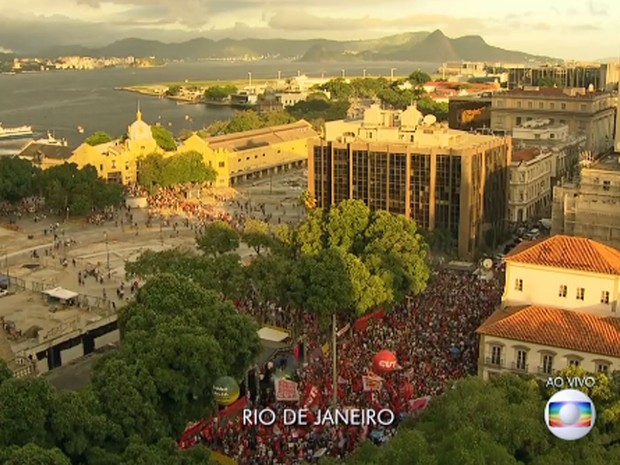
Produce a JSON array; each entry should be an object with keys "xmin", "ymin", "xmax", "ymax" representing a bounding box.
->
[{"xmin": 0, "ymin": 60, "xmax": 439, "ymax": 151}]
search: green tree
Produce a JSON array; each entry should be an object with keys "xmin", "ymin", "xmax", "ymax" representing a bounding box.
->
[
  {"xmin": 151, "ymin": 126, "xmax": 177, "ymax": 151},
  {"xmin": 84, "ymin": 131, "xmax": 113, "ymax": 146},
  {"xmin": 408, "ymin": 70, "xmax": 432, "ymax": 86},
  {"xmin": 417, "ymin": 96, "xmax": 449, "ymax": 121},
  {"xmin": 535, "ymin": 77, "xmax": 560, "ymax": 87},
  {"xmin": 137, "ymin": 153, "xmax": 167, "ymax": 192},
  {"xmin": 288, "ymin": 99, "xmax": 349, "ymax": 121},
  {"xmin": 223, "ymin": 110, "xmax": 263, "ymax": 133},
  {"xmin": 196, "ymin": 221, "xmax": 240, "ymax": 256},
  {"xmin": 318, "ymin": 78, "xmax": 354, "ymax": 101},
  {"xmin": 241, "ymin": 219, "xmax": 272, "ymax": 255},
  {"xmin": 164, "ymin": 151, "xmax": 217, "ymax": 185},
  {"xmin": 0, "ymin": 360, "xmax": 13, "ymax": 385},
  {"xmin": 0, "ymin": 444, "xmax": 71, "ymax": 465},
  {"xmin": 165, "ymin": 85, "xmax": 181, "ymax": 96},
  {"xmin": 204, "ymin": 85, "xmax": 237, "ymax": 101},
  {"xmin": 0, "ymin": 156, "xmax": 37, "ymax": 202}
]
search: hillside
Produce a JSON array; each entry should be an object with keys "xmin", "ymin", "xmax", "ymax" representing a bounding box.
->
[{"xmin": 38, "ymin": 30, "xmax": 556, "ymax": 63}]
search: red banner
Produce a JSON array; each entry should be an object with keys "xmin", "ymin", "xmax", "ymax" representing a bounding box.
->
[
  {"xmin": 218, "ymin": 396, "xmax": 248, "ymax": 417},
  {"xmin": 354, "ymin": 308, "xmax": 385, "ymax": 332},
  {"xmin": 303, "ymin": 384, "xmax": 320, "ymax": 409},
  {"xmin": 275, "ymin": 379, "xmax": 300, "ymax": 401},
  {"xmin": 362, "ymin": 374, "xmax": 384, "ymax": 391},
  {"xmin": 408, "ymin": 396, "xmax": 431, "ymax": 413}
]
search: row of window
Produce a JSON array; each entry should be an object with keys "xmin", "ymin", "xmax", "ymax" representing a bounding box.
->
[
  {"xmin": 514, "ymin": 279, "xmax": 611, "ymax": 303},
  {"xmin": 490, "ymin": 346, "xmax": 610, "ymax": 374},
  {"xmin": 498, "ymin": 100, "xmax": 589, "ymax": 112}
]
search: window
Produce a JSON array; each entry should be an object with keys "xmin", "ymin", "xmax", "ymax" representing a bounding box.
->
[
  {"xmin": 517, "ymin": 101, "xmax": 522, "ymax": 108},
  {"xmin": 218, "ymin": 161, "xmax": 225, "ymax": 168},
  {"xmin": 515, "ymin": 279, "xmax": 523, "ymax": 291},
  {"xmin": 99, "ymin": 164, "xmax": 103, "ymax": 171},
  {"xmin": 111, "ymin": 160, "xmax": 116, "ymax": 169},
  {"xmin": 516, "ymin": 117, "xmax": 522, "ymax": 125},
  {"xmin": 124, "ymin": 162, "xmax": 129, "ymax": 170},
  {"xmin": 603, "ymin": 180, "xmax": 611, "ymax": 191},
  {"xmin": 516, "ymin": 350, "xmax": 528, "ymax": 371},
  {"xmin": 597, "ymin": 363, "xmax": 609, "ymax": 374},
  {"xmin": 576, "ymin": 287, "xmax": 585, "ymax": 300},
  {"xmin": 561, "ymin": 103, "xmax": 566, "ymax": 110},
  {"xmin": 246, "ymin": 157, "xmax": 250, "ymax": 161},
  {"xmin": 542, "ymin": 354, "xmax": 554, "ymax": 374},
  {"xmin": 539, "ymin": 102, "xmax": 544, "ymax": 109},
  {"xmin": 367, "ymin": 132, "xmax": 373, "ymax": 139},
  {"xmin": 550, "ymin": 103, "xmax": 555, "ymax": 110},
  {"xmin": 601, "ymin": 291, "xmax": 610, "ymax": 304},
  {"xmin": 559, "ymin": 285, "xmax": 567, "ymax": 297},
  {"xmin": 527, "ymin": 101, "xmax": 533, "ymax": 108},
  {"xmin": 568, "ymin": 358, "xmax": 581, "ymax": 367},
  {"xmin": 491, "ymin": 346, "xmax": 502, "ymax": 366},
  {"xmin": 560, "ymin": 119, "xmax": 565, "ymax": 124},
  {"xmin": 580, "ymin": 104, "xmax": 586, "ymax": 111}
]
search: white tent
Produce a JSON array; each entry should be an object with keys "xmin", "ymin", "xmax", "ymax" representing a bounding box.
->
[
  {"xmin": 43, "ymin": 287, "xmax": 79, "ymax": 300},
  {"xmin": 257, "ymin": 326, "xmax": 290, "ymax": 343}
]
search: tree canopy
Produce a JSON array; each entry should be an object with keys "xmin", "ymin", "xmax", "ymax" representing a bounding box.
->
[
  {"xmin": 202, "ymin": 110, "xmax": 296, "ymax": 136},
  {"xmin": 137, "ymin": 152, "xmax": 216, "ymax": 193},
  {"xmin": 84, "ymin": 131, "xmax": 113, "ymax": 146},
  {"xmin": 151, "ymin": 126, "xmax": 177, "ymax": 151},
  {"xmin": 203, "ymin": 85, "xmax": 238, "ymax": 101},
  {"xmin": 334, "ymin": 373, "xmax": 620, "ymax": 465}
]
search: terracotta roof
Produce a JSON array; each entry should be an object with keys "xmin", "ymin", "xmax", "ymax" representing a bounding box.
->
[
  {"xmin": 477, "ymin": 305, "xmax": 620, "ymax": 358},
  {"xmin": 505, "ymin": 235, "xmax": 620, "ymax": 275},
  {"xmin": 513, "ymin": 147, "xmax": 539, "ymax": 162}
]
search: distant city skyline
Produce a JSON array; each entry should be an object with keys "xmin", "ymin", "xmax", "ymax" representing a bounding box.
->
[{"xmin": 1, "ymin": 0, "xmax": 619, "ymax": 60}]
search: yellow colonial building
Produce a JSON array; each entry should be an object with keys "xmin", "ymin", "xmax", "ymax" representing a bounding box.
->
[
  {"xmin": 179, "ymin": 120, "xmax": 317, "ymax": 187},
  {"xmin": 69, "ymin": 108, "xmax": 164, "ymax": 184},
  {"xmin": 477, "ymin": 235, "xmax": 620, "ymax": 380}
]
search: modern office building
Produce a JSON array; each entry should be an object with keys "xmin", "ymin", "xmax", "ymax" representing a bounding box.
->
[
  {"xmin": 491, "ymin": 87, "xmax": 615, "ymax": 155},
  {"xmin": 308, "ymin": 104, "xmax": 512, "ymax": 259},
  {"xmin": 477, "ymin": 235, "xmax": 620, "ymax": 380},
  {"xmin": 508, "ymin": 63, "xmax": 620, "ymax": 91}
]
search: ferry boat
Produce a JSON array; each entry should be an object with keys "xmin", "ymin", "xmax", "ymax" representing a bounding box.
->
[
  {"xmin": 0, "ymin": 123, "xmax": 33, "ymax": 140},
  {"xmin": 33, "ymin": 131, "xmax": 68, "ymax": 147},
  {"xmin": 77, "ymin": 126, "xmax": 84, "ymax": 134}
]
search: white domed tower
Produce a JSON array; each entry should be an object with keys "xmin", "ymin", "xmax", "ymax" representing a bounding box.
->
[{"xmin": 126, "ymin": 102, "xmax": 157, "ymax": 154}]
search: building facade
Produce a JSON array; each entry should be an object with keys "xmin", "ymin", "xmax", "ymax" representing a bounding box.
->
[
  {"xmin": 508, "ymin": 148, "xmax": 553, "ymax": 223},
  {"xmin": 508, "ymin": 63, "xmax": 620, "ymax": 91},
  {"xmin": 477, "ymin": 235, "xmax": 620, "ymax": 380},
  {"xmin": 309, "ymin": 104, "xmax": 512, "ymax": 259},
  {"xmin": 491, "ymin": 87, "xmax": 615, "ymax": 155},
  {"xmin": 180, "ymin": 120, "xmax": 317, "ymax": 187},
  {"xmin": 552, "ymin": 153, "xmax": 620, "ymax": 249}
]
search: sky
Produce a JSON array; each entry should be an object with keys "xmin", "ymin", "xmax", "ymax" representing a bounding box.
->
[{"xmin": 0, "ymin": 0, "xmax": 618, "ymax": 60}]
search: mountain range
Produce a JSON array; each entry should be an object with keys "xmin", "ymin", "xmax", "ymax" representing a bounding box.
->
[{"xmin": 33, "ymin": 30, "xmax": 557, "ymax": 64}]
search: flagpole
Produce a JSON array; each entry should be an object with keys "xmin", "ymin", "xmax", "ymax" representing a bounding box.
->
[{"xmin": 332, "ymin": 312, "xmax": 338, "ymax": 410}]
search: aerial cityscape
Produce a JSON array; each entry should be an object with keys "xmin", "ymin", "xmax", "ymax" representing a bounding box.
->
[{"xmin": 1, "ymin": 1, "xmax": 620, "ymax": 464}]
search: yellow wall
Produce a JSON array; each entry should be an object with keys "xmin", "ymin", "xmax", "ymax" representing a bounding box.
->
[
  {"xmin": 178, "ymin": 135, "xmax": 230, "ymax": 187},
  {"xmin": 227, "ymin": 138, "xmax": 310, "ymax": 175}
]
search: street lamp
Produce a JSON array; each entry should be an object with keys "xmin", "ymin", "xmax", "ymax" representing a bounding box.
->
[
  {"xmin": 390, "ymin": 68, "xmax": 397, "ymax": 81},
  {"xmin": 248, "ymin": 72, "xmax": 252, "ymax": 87},
  {"xmin": 104, "ymin": 231, "xmax": 110, "ymax": 275}
]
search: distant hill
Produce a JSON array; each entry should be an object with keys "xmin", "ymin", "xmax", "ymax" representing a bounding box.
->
[{"xmin": 38, "ymin": 30, "xmax": 557, "ymax": 64}]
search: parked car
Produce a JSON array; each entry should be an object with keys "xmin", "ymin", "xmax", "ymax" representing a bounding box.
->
[{"xmin": 0, "ymin": 289, "xmax": 9, "ymax": 298}]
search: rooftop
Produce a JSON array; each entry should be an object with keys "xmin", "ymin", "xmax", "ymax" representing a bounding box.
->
[
  {"xmin": 477, "ymin": 305, "xmax": 620, "ymax": 358},
  {"xmin": 505, "ymin": 234, "xmax": 620, "ymax": 275},
  {"xmin": 512, "ymin": 147, "xmax": 540, "ymax": 162},
  {"xmin": 19, "ymin": 142, "xmax": 74, "ymax": 160},
  {"xmin": 205, "ymin": 120, "xmax": 317, "ymax": 152},
  {"xmin": 500, "ymin": 87, "xmax": 609, "ymax": 99},
  {"xmin": 586, "ymin": 153, "xmax": 620, "ymax": 173}
]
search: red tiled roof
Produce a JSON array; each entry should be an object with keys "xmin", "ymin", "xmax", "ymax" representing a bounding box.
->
[
  {"xmin": 477, "ymin": 306, "xmax": 620, "ymax": 358},
  {"xmin": 513, "ymin": 147, "xmax": 539, "ymax": 162},
  {"xmin": 505, "ymin": 235, "xmax": 620, "ymax": 275}
]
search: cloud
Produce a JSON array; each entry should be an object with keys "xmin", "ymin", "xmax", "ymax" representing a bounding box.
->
[
  {"xmin": 588, "ymin": 1, "xmax": 607, "ymax": 15},
  {"xmin": 569, "ymin": 24, "xmax": 601, "ymax": 31},
  {"xmin": 267, "ymin": 11, "xmax": 486, "ymax": 33}
]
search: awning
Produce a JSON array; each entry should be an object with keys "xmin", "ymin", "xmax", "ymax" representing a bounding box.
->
[
  {"xmin": 43, "ymin": 287, "xmax": 79, "ymax": 300},
  {"xmin": 257, "ymin": 326, "xmax": 290, "ymax": 343}
]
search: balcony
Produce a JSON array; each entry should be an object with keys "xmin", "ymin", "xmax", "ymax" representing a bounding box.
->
[
  {"xmin": 537, "ymin": 366, "xmax": 556, "ymax": 376},
  {"xmin": 485, "ymin": 356, "xmax": 505, "ymax": 369},
  {"xmin": 511, "ymin": 362, "xmax": 529, "ymax": 373}
]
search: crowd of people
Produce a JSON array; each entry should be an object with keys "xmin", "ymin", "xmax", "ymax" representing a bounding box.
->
[{"xmin": 182, "ymin": 269, "xmax": 503, "ymax": 465}]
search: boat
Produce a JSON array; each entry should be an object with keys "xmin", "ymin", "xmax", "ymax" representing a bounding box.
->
[
  {"xmin": 33, "ymin": 131, "xmax": 68, "ymax": 147},
  {"xmin": 0, "ymin": 123, "xmax": 33, "ymax": 141},
  {"xmin": 77, "ymin": 126, "xmax": 84, "ymax": 134}
]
